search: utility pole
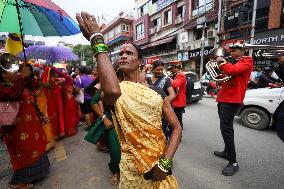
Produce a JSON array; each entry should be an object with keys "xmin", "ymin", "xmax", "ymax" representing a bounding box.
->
[
  {"xmin": 200, "ymin": 23, "xmax": 207, "ymax": 78},
  {"xmin": 215, "ymin": 0, "xmax": 222, "ymax": 47},
  {"xmin": 249, "ymin": 0, "xmax": 258, "ymax": 57}
]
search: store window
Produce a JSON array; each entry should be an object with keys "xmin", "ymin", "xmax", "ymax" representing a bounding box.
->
[
  {"xmin": 152, "ymin": 17, "xmax": 161, "ymax": 28},
  {"xmin": 138, "ymin": 2, "xmax": 149, "ymax": 17},
  {"xmin": 114, "ymin": 25, "xmax": 121, "ymax": 36},
  {"xmin": 177, "ymin": 5, "xmax": 185, "ymax": 18},
  {"xmin": 122, "ymin": 24, "xmax": 129, "ymax": 32},
  {"xmin": 194, "ymin": 28, "xmax": 207, "ymax": 40},
  {"xmin": 163, "ymin": 9, "xmax": 172, "ymax": 26},
  {"xmin": 136, "ymin": 23, "xmax": 145, "ymax": 40},
  {"xmin": 108, "ymin": 30, "xmax": 114, "ymax": 39},
  {"xmin": 192, "ymin": 0, "xmax": 213, "ymax": 17}
]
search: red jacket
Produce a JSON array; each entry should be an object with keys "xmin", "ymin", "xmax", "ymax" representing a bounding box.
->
[
  {"xmin": 171, "ymin": 72, "xmax": 187, "ymax": 107},
  {"xmin": 217, "ymin": 56, "xmax": 253, "ymax": 104}
]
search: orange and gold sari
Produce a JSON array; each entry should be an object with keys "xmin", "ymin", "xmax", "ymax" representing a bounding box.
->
[
  {"xmin": 113, "ymin": 81, "xmax": 179, "ymax": 189},
  {"xmin": 37, "ymin": 88, "xmax": 55, "ymax": 151}
]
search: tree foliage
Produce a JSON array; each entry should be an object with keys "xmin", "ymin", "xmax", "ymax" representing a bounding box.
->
[{"xmin": 72, "ymin": 44, "xmax": 95, "ymax": 67}]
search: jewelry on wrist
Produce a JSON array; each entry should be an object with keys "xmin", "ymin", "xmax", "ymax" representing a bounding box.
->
[
  {"xmin": 157, "ymin": 162, "xmax": 169, "ymax": 173},
  {"xmin": 90, "ymin": 33, "xmax": 104, "ymax": 42},
  {"xmin": 158, "ymin": 156, "xmax": 173, "ymax": 171},
  {"xmin": 91, "ymin": 43, "xmax": 108, "ymax": 57},
  {"xmin": 101, "ymin": 115, "xmax": 107, "ymax": 120}
]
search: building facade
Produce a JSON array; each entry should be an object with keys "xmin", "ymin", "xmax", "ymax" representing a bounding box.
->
[
  {"xmin": 133, "ymin": 0, "xmax": 284, "ymax": 75},
  {"xmin": 220, "ymin": 0, "xmax": 284, "ymax": 67},
  {"xmin": 133, "ymin": 0, "xmax": 218, "ymax": 74},
  {"xmin": 133, "ymin": 0, "xmax": 186, "ymax": 65},
  {"xmin": 101, "ymin": 12, "xmax": 134, "ymax": 62}
]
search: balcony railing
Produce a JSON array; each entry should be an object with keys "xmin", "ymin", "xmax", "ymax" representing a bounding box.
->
[{"xmin": 192, "ymin": 2, "xmax": 213, "ymax": 17}]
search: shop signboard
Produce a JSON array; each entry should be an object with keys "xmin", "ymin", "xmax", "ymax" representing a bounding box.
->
[
  {"xmin": 178, "ymin": 52, "xmax": 189, "ymax": 61},
  {"xmin": 188, "ymin": 47, "xmax": 214, "ymax": 58},
  {"xmin": 253, "ymin": 28, "xmax": 284, "ymax": 46},
  {"xmin": 147, "ymin": 56, "xmax": 160, "ymax": 64}
]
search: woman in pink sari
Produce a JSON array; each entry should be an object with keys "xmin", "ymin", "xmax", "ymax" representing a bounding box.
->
[{"xmin": 52, "ymin": 67, "xmax": 79, "ymax": 137}]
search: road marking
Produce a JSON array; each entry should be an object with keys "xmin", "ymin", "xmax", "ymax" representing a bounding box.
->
[{"xmin": 55, "ymin": 142, "xmax": 67, "ymax": 162}]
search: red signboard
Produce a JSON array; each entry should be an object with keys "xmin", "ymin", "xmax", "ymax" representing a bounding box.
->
[{"xmin": 146, "ymin": 56, "xmax": 160, "ymax": 64}]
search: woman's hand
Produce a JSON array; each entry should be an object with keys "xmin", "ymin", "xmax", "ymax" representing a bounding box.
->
[
  {"xmin": 103, "ymin": 117, "xmax": 113, "ymax": 129},
  {"xmin": 152, "ymin": 164, "xmax": 168, "ymax": 181},
  {"xmin": 76, "ymin": 12, "xmax": 102, "ymax": 41}
]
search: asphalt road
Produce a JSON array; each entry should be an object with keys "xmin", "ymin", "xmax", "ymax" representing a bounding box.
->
[{"xmin": 1, "ymin": 97, "xmax": 283, "ymax": 189}]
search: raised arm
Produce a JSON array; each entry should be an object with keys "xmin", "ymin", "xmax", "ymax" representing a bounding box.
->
[
  {"xmin": 51, "ymin": 67, "xmax": 73, "ymax": 85},
  {"xmin": 76, "ymin": 12, "xmax": 121, "ymax": 105},
  {"xmin": 219, "ymin": 57, "xmax": 253, "ymax": 76}
]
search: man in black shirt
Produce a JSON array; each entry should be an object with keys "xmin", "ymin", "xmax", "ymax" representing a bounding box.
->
[{"xmin": 257, "ymin": 67, "xmax": 281, "ymax": 88}]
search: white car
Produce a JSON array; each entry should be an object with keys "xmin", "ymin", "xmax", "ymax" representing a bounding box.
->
[{"xmin": 237, "ymin": 87, "xmax": 284, "ymax": 130}]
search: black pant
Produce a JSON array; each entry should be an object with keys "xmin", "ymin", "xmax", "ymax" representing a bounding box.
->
[
  {"xmin": 276, "ymin": 101, "xmax": 284, "ymax": 143},
  {"xmin": 173, "ymin": 107, "xmax": 185, "ymax": 128},
  {"xmin": 218, "ymin": 103, "xmax": 241, "ymax": 163}
]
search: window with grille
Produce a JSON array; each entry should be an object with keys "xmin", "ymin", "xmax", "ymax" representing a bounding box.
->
[
  {"xmin": 136, "ymin": 23, "xmax": 145, "ymax": 40},
  {"xmin": 164, "ymin": 9, "xmax": 172, "ymax": 25}
]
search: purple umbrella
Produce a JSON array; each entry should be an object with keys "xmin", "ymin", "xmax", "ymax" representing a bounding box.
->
[{"xmin": 18, "ymin": 45, "xmax": 79, "ymax": 63}]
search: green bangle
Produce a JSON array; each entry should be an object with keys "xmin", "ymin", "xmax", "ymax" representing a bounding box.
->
[
  {"xmin": 159, "ymin": 156, "xmax": 173, "ymax": 171},
  {"xmin": 91, "ymin": 43, "xmax": 108, "ymax": 57}
]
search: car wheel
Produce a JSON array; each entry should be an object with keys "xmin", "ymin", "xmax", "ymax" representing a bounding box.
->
[{"xmin": 240, "ymin": 107, "xmax": 270, "ymax": 130}]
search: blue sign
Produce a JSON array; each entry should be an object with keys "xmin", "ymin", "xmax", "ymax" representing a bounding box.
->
[{"xmin": 157, "ymin": 0, "xmax": 176, "ymax": 11}]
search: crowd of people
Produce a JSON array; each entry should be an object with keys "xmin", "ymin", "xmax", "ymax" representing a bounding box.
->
[
  {"xmin": 1, "ymin": 10, "xmax": 284, "ymax": 189},
  {"xmin": 248, "ymin": 65, "xmax": 282, "ymax": 89},
  {"xmin": 0, "ymin": 57, "xmax": 103, "ymax": 188}
]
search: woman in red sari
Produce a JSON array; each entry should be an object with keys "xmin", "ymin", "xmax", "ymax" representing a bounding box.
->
[
  {"xmin": 41, "ymin": 67, "xmax": 65, "ymax": 139},
  {"xmin": 0, "ymin": 59, "xmax": 49, "ymax": 189},
  {"xmin": 52, "ymin": 67, "xmax": 79, "ymax": 137}
]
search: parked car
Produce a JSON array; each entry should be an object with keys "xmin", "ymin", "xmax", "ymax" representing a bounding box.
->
[
  {"xmin": 237, "ymin": 87, "xmax": 284, "ymax": 130},
  {"xmin": 185, "ymin": 71, "xmax": 203, "ymax": 103}
]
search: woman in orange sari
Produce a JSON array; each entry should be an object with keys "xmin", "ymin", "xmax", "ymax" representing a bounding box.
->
[
  {"xmin": 41, "ymin": 67, "xmax": 65, "ymax": 139},
  {"xmin": 51, "ymin": 67, "xmax": 79, "ymax": 137}
]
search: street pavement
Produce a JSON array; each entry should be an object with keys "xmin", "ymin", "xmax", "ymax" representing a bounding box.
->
[{"xmin": 1, "ymin": 97, "xmax": 284, "ymax": 189}]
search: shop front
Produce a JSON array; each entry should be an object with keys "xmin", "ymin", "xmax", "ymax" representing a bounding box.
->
[{"xmin": 186, "ymin": 47, "xmax": 214, "ymax": 76}]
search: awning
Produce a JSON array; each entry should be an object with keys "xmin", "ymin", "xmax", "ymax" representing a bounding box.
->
[
  {"xmin": 141, "ymin": 36, "xmax": 175, "ymax": 49},
  {"xmin": 107, "ymin": 35, "xmax": 130, "ymax": 46}
]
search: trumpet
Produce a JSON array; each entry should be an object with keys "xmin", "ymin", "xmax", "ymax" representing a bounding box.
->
[
  {"xmin": 206, "ymin": 44, "xmax": 284, "ymax": 83},
  {"xmin": 206, "ymin": 47, "xmax": 232, "ymax": 83}
]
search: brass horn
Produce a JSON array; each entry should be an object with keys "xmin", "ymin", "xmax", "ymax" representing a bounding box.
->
[{"xmin": 205, "ymin": 47, "xmax": 232, "ymax": 83}]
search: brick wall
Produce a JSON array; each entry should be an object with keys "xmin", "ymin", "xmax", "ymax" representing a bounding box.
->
[{"xmin": 268, "ymin": 0, "xmax": 283, "ymax": 29}]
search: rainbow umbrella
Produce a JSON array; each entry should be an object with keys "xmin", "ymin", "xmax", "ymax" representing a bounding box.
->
[{"xmin": 0, "ymin": 0, "xmax": 80, "ymax": 36}]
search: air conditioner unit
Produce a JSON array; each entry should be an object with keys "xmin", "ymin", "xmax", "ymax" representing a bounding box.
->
[
  {"xmin": 183, "ymin": 43, "xmax": 192, "ymax": 51},
  {"xmin": 194, "ymin": 42, "xmax": 201, "ymax": 49},
  {"xmin": 149, "ymin": 28, "xmax": 155, "ymax": 35},
  {"xmin": 150, "ymin": 27, "xmax": 158, "ymax": 35},
  {"xmin": 207, "ymin": 30, "xmax": 215, "ymax": 39},
  {"xmin": 156, "ymin": 26, "xmax": 161, "ymax": 32},
  {"xmin": 176, "ymin": 45, "xmax": 183, "ymax": 51}
]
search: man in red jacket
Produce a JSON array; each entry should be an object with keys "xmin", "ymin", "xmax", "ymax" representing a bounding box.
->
[
  {"xmin": 214, "ymin": 41, "xmax": 253, "ymax": 176},
  {"xmin": 168, "ymin": 61, "xmax": 186, "ymax": 128}
]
